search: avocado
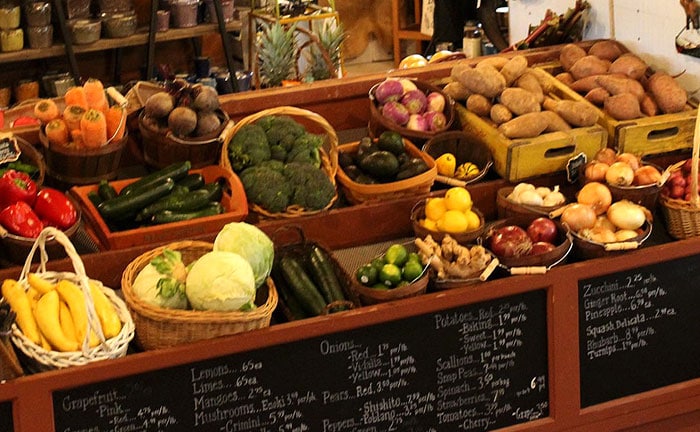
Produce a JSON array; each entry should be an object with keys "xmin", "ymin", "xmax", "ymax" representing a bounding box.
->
[
  {"xmin": 396, "ymin": 158, "xmax": 429, "ymax": 180},
  {"xmin": 338, "ymin": 152, "xmax": 355, "ymax": 169},
  {"xmin": 358, "ymin": 150, "xmax": 400, "ymax": 180},
  {"xmin": 377, "ymin": 131, "xmax": 406, "ymax": 156}
]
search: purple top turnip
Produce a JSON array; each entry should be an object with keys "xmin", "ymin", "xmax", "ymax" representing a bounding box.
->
[
  {"xmin": 401, "ymin": 89, "xmax": 428, "ymax": 115},
  {"xmin": 374, "ymin": 79, "xmax": 405, "ymax": 104},
  {"xmin": 381, "ymin": 101, "xmax": 410, "ymax": 126},
  {"xmin": 423, "ymin": 111, "xmax": 447, "ymax": 131},
  {"xmin": 426, "ymin": 92, "xmax": 446, "ymax": 113},
  {"xmin": 406, "ymin": 113, "xmax": 429, "ymax": 132}
]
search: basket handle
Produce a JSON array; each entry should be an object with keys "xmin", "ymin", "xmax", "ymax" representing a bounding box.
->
[
  {"xmin": 509, "ymin": 266, "xmax": 548, "ymax": 275},
  {"xmin": 479, "ymin": 258, "xmax": 500, "ymax": 281},
  {"xmin": 19, "ymin": 227, "xmax": 106, "ymax": 353},
  {"xmin": 603, "ymin": 241, "xmax": 640, "ymax": 251}
]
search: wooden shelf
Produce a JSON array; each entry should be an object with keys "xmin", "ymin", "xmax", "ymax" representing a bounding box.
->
[
  {"xmin": 0, "ymin": 21, "xmax": 243, "ymax": 64},
  {"xmin": 392, "ymin": 0, "xmax": 431, "ymax": 67}
]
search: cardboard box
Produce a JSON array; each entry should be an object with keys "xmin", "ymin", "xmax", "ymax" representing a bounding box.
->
[{"xmin": 70, "ymin": 165, "xmax": 248, "ymax": 250}]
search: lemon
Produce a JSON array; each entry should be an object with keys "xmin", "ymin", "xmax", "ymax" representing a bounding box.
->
[
  {"xmin": 444, "ymin": 187, "xmax": 473, "ymax": 212},
  {"xmin": 437, "ymin": 210, "xmax": 469, "ymax": 234},
  {"xmin": 435, "ymin": 153, "xmax": 457, "ymax": 177},
  {"xmin": 464, "ymin": 209, "xmax": 481, "ymax": 231},
  {"xmin": 424, "ymin": 197, "xmax": 447, "ymax": 221},
  {"xmin": 421, "ymin": 218, "xmax": 438, "ymax": 231}
]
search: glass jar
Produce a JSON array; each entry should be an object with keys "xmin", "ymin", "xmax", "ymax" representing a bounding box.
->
[
  {"xmin": 0, "ymin": 27, "xmax": 23, "ymax": 51},
  {"xmin": 171, "ymin": 0, "xmax": 199, "ymax": 28},
  {"xmin": 27, "ymin": 24, "xmax": 53, "ymax": 49},
  {"xmin": 25, "ymin": 2, "xmax": 51, "ymax": 27},
  {"xmin": 462, "ymin": 20, "xmax": 482, "ymax": 59},
  {"xmin": 0, "ymin": 2, "xmax": 20, "ymax": 30}
]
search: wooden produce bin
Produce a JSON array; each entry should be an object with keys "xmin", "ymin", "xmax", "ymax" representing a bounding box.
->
[{"xmin": 0, "ymin": 47, "xmax": 698, "ymax": 432}]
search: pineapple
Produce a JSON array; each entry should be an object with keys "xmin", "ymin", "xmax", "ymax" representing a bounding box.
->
[
  {"xmin": 306, "ymin": 21, "xmax": 346, "ymax": 81},
  {"xmin": 257, "ymin": 21, "xmax": 298, "ymax": 87}
]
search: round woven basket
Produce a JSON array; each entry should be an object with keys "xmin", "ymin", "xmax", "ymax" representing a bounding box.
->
[
  {"xmin": 496, "ymin": 186, "xmax": 567, "ymax": 219},
  {"xmin": 9, "ymin": 227, "xmax": 134, "ymax": 372},
  {"xmin": 336, "ymin": 138, "xmax": 437, "ymax": 204},
  {"xmin": 120, "ymin": 240, "xmax": 278, "ymax": 351},
  {"xmin": 219, "ymin": 106, "xmax": 339, "ymax": 218},
  {"xmin": 422, "ymin": 130, "xmax": 493, "ymax": 187},
  {"xmin": 660, "ymin": 158, "xmax": 700, "ymax": 239}
]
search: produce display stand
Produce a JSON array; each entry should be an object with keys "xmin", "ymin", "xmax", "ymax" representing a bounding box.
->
[{"xmin": 0, "ymin": 41, "xmax": 698, "ymax": 432}]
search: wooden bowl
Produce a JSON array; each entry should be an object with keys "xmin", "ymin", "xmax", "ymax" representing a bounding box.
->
[{"xmin": 411, "ymin": 199, "xmax": 485, "ymax": 245}]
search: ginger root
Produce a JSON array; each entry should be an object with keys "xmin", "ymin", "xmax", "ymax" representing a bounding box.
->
[{"xmin": 414, "ymin": 235, "xmax": 492, "ymax": 280}]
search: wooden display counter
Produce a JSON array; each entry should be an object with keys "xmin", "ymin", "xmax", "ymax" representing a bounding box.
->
[{"xmin": 1, "ymin": 42, "xmax": 699, "ymax": 431}]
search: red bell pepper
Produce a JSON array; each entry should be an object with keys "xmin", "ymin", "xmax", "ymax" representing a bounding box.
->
[
  {"xmin": 0, "ymin": 169, "xmax": 38, "ymax": 210},
  {"xmin": 33, "ymin": 187, "xmax": 78, "ymax": 230},
  {"xmin": 0, "ymin": 201, "xmax": 44, "ymax": 238}
]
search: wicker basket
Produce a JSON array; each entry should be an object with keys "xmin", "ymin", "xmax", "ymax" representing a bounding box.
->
[
  {"xmin": 422, "ymin": 130, "xmax": 493, "ymax": 187},
  {"xmin": 337, "ymin": 138, "xmax": 437, "ymax": 204},
  {"xmin": 496, "ymin": 186, "xmax": 568, "ymax": 219},
  {"xmin": 660, "ymin": 157, "xmax": 700, "ymax": 239},
  {"xmin": 120, "ymin": 240, "xmax": 278, "ymax": 350},
  {"xmin": 219, "ymin": 106, "xmax": 339, "ymax": 218},
  {"xmin": 9, "ymin": 227, "xmax": 134, "ymax": 372},
  {"xmin": 271, "ymin": 226, "xmax": 360, "ymax": 321}
]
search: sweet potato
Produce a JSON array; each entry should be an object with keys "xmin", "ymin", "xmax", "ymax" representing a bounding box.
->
[
  {"xmin": 587, "ymin": 40, "xmax": 623, "ymax": 62},
  {"xmin": 596, "ymin": 75, "xmax": 645, "ymax": 101},
  {"xmin": 499, "ymin": 55, "xmax": 528, "ymax": 86},
  {"xmin": 498, "ymin": 112, "xmax": 550, "ymax": 139},
  {"xmin": 604, "ymin": 93, "xmax": 642, "ymax": 120},
  {"xmin": 559, "ymin": 44, "xmax": 587, "ymax": 71},
  {"xmin": 569, "ymin": 55, "xmax": 611, "ymax": 80},
  {"xmin": 541, "ymin": 110, "xmax": 572, "ymax": 132},
  {"xmin": 476, "ymin": 56, "xmax": 509, "ymax": 71},
  {"xmin": 442, "ymin": 80, "xmax": 471, "ymax": 101},
  {"xmin": 499, "ymin": 87, "xmax": 541, "ymax": 116},
  {"xmin": 608, "ymin": 54, "xmax": 648, "ymax": 80},
  {"xmin": 555, "ymin": 72, "xmax": 575, "ymax": 87},
  {"xmin": 490, "ymin": 103, "xmax": 513, "ymax": 124},
  {"xmin": 543, "ymin": 98, "xmax": 599, "ymax": 127},
  {"xmin": 466, "ymin": 94, "xmax": 493, "ymax": 117},
  {"xmin": 584, "ymin": 87, "xmax": 610, "ymax": 106},
  {"xmin": 455, "ymin": 64, "xmax": 506, "ymax": 98},
  {"xmin": 569, "ymin": 74, "xmax": 610, "ymax": 94},
  {"xmin": 515, "ymin": 71, "xmax": 544, "ymax": 103},
  {"xmin": 639, "ymin": 92, "xmax": 659, "ymax": 117},
  {"xmin": 647, "ymin": 71, "xmax": 688, "ymax": 114}
]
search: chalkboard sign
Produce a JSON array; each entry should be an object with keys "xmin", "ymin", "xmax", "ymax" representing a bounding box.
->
[
  {"xmin": 53, "ymin": 290, "xmax": 548, "ymax": 431},
  {"xmin": 0, "ymin": 400, "xmax": 13, "ymax": 431},
  {"xmin": 579, "ymin": 254, "xmax": 700, "ymax": 407},
  {"xmin": 0, "ymin": 136, "xmax": 20, "ymax": 165}
]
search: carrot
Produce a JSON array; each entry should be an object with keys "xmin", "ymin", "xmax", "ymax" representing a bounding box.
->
[
  {"xmin": 80, "ymin": 108, "xmax": 107, "ymax": 149},
  {"xmin": 70, "ymin": 129, "xmax": 84, "ymax": 149},
  {"xmin": 105, "ymin": 105, "xmax": 125, "ymax": 142},
  {"xmin": 45, "ymin": 118, "xmax": 69, "ymax": 147},
  {"xmin": 63, "ymin": 86, "xmax": 88, "ymax": 109},
  {"xmin": 34, "ymin": 99, "xmax": 60, "ymax": 123},
  {"xmin": 63, "ymin": 105, "xmax": 86, "ymax": 131},
  {"xmin": 83, "ymin": 78, "xmax": 108, "ymax": 113}
]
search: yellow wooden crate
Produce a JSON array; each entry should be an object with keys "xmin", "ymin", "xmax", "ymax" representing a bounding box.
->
[
  {"xmin": 545, "ymin": 67, "xmax": 697, "ymax": 156},
  {"xmin": 456, "ymin": 104, "xmax": 607, "ymax": 183}
]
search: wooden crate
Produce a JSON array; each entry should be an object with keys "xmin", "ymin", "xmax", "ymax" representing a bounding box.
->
[
  {"xmin": 548, "ymin": 71, "xmax": 697, "ymax": 156},
  {"xmin": 69, "ymin": 165, "xmax": 248, "ymax": 250},
  {"xmin": 456, "ymin": 105, "xmax": 607, "ymax": 183}
]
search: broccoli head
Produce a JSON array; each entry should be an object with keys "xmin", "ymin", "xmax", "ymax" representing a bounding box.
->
[
  {"xmin": 286, "ymin": 132, "xmax": 324, "ymax": 167},
  {"xmin": 283, "ymin": 162, "xmax": 336, "ymax": 210},
  {"xmin": 258, "ymin": 115, "xmax": 307, "ymax": 151},
  {"xmin": 228, "ymin": 124, "xmax": 271, "ymax": 172},
  {"xmin": 239, "ymin": 165, "xmax": 292, "ymax": 213},
  {"xmin": 269, "ymin": 144, "xmax": 287, "ymax": 161}
]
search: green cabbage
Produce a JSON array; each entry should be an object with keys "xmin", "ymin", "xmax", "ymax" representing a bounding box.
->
[
  {"xmin": 213, "ymin": 222, "xmax": 274, "ymax": 288},
  {"xmin": 131, "ymin": 249, "xmax": 189, "ymax": 309},
  {"xmin": 185, "ymin": 251, "xmax": 256, "ymax": 311}
]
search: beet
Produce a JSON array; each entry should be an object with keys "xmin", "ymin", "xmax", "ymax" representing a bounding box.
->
[
  {"xmin": 168, "ymin": 106, "xmax": 197, "ymax": 137},
  {"xmin": 144, "ymin": 91, "xmax": 175, "ymax": 118},
  {"xmin": 192, "ymin": 85, "xmax": 220, "ymax": 112},
  {"xmin": 195, "ymin": 111, "xmax": 221, "ymax": 136}
]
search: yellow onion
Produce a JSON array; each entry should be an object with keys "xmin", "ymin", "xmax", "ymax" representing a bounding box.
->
[
  {"xmin": 577, "ymin": 181, "xmax": 612, "ymax": 215},
  {"xmin": 606, "ymin": 200, "xmax": 646, "ymax": 230},
  {"xmin": 593, "ymin": 215, "xmax": 617, "ymax": 232},
  {"xmin": 584, "ymin": 161, "xmax": 609, "ymax": 182},
  {"xmin": 614, "ymin": 229, "xmax": 640, "ymax": 241},
  {"xmin": 605, "ymin": 161, "xmax": 635, "ymax": 186},
  {"xmin": 580, "ymin": 226, "xmax": 617, "ymax": 243},
  {"xmin": 561, "ymin": 203, "xmax": 597, "ymax": 232}
]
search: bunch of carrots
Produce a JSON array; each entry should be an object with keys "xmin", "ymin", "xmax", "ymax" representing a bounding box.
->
[{"xmin": 33, "ymin": 78, "xmax": 126, "ymax": 149}]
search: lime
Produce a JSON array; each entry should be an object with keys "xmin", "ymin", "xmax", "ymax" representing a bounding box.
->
[
  {"xmin": 384, "ymin": 244, "xmax": 409, "ymax": 267},
  {"xmin": 407, "ymin": 252, "xmax": 421, "ymax": 264},
  {"xmin": 371, "ymin": 257, "xmax": 386, "ymax": 271},
  {"xmin": 379, "ymin": 263, "xmax": 402, "ymax": 287},
  {"xmin": 395, "ymin": 280, "xmax": 410, "ymax": 288},
  {"xmin": 372, "ymin": 283, "xmax": 390, "ymax": 290},
  {"xmin": 356, "ymin": 264, "xmax": 378, "ymax": 286},
  {"xmin": 402, "ymin": 260, "xmax": 424, "ymax": 282}
]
